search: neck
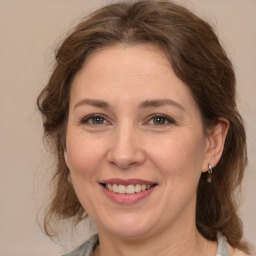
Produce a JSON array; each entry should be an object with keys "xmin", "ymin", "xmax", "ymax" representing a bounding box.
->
[{"xmin": 95, "ymin": 224, "xmax": 217, "ymax": 256}]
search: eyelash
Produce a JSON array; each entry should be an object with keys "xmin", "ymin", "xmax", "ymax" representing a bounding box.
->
[
  {"xmin": 147, "ymin": 114, "xmax": 176, "ymax": 126},
  {"xmin": 80, "ymin": 114, "xmax": 109, "ymax": 125},
  {"xmin": 79, "ymin": 114, "xmax": 176, "ymax": 126}
]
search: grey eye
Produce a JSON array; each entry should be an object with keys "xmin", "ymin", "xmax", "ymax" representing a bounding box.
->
[
  {"xmin": 90, "ymin": 116, "xmax": 105, "ymax": 124},
  {"xmin": 148, "ymin": 115, "xmax": 173, "ymax": 126},
  {"xmin": 153, "ymin": 117, "xmax": 168, "ymax": 125},
  {"xmin": 81, "ymin": 115, "xmax": 108, "ymax": 125}
]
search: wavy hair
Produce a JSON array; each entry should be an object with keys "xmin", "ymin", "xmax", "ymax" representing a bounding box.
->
[{"xmin": 37, "ymin": 0, "xmax": 249, "ymax": 253}]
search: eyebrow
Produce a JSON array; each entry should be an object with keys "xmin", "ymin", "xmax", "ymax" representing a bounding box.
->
[
  {"xmin": 74, "ymin": 98, "xmax": 185, "ymax": 111},
  {"xmin": 139, "ymin": 99, "xmax": 185, "ymax": 111},
  {"xmin": 74, "ymin": 99, "xmax": 109, "ymax": 109}
]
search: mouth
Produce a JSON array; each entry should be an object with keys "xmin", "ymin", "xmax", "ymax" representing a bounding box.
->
[
  {"xmin": 99, "ymin": 178, "xmax": 157, "ymax": 195},
  {"xmin": 102, "ymin": 183, "xmax": 155, "ymax": 194},
  {"xmin": 99, "ymin": 179, "xmax": 157, "ymax": 204}
]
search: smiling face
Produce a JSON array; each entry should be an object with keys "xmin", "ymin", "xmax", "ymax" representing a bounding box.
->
[{"xmin": 64, "ymin": 44, "xmax": 211, "ymax": 240}]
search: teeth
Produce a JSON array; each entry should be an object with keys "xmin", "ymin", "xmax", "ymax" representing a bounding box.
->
[
  {"xmin": 126, "ymin": 185, "xmax": 135, "ymax": 194},
  {"xmin": 106, "ymin": 184, "xmax": 113, "ymax": 191},
  {"xmin": 105, "ymin": 184, "xmax": 153, "ymax": 194},
  {"xmin": 118, "ymin": 185, "xmax": 126, "ymax": 194},
  {"xmin": 112, "ymin": 184, "xmax": 118, "ymax": 193},
  {"xmin": 135, "ymin": 184, "xmax": 142, "ymax": 193}
]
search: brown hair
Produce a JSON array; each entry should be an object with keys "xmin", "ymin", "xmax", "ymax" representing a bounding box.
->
[{"xmin": 37, "ymin": 0, "xmax": 249, "ymax": 252}]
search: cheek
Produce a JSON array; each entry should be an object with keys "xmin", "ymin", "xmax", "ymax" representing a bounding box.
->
[
  {"xmin": 147, "ymin": 131, "xmax": 205, "ymax": 181},
  {"xmin": 65, "ymin": 131, "xmax": 107, "ymax": 177}
]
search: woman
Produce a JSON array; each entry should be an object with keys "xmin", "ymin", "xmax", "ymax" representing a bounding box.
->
[{"xmin": 37, "ymin": 0, "xmax": 252, "ymax": 255}]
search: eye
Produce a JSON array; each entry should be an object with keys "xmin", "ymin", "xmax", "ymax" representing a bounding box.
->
[
  {"xmin": 81, "ymin": 114, "xmax": 109, "ymax": 125},
  {"xmin": 147, "ymin": 114, "xmax": 175, "ymax": 126}
]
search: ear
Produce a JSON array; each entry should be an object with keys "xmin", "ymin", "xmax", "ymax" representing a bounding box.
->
[
  {"xmin": 202, "ymin": 118, "xmax": 230, "ymax": 172},
  {"xmin": 64, "ymin": 150, "xmax": 70, "ymax": 169}
]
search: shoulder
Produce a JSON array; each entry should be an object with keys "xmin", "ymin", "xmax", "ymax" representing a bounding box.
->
[
  {"xmin": 228, "ymin": 245, "xmax": 253, "ymax": 256},
  {"xmin": 217, "ymin": 233, "xmax": 253, "ymax": 256},
  {"xmin": 232, "ymin": 251, "xmax": 249, "ymax": 256},
  {"xmin": 62, "ymin": 234, "xmax": 99, "ymax": 256}
]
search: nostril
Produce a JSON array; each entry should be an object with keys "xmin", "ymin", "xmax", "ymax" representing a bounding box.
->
[
  {"xmin": 106, "ymin": 138, "xmax": 146, "ymax": 169},
  {"xmin": 110, "ymin": 160, "xmax": 139, "ymax": 169}
]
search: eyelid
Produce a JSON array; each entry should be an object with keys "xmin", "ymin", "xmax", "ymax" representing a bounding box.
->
[
  {"xmin": 79, "ymin": 113, "xmax": 175, "ymax": 126},
  {"xmin": 146, "ymin": 113, "xmax": 176, "ymax": 125},
  {"xmin": 80, "ymin": 113, "xmax": 111, "ymax": 125}
]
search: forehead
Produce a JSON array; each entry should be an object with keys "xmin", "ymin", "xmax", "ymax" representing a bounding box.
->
[
  {"xmin": 74, "ymin": 44, "xmax": 172, "ymax": 84},
  {"xmin": 70, "ymin": 43, "xmax": 198, "ymax": 111}
]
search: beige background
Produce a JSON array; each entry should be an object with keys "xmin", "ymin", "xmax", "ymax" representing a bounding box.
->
[{"xmin": 0, "ymin": 0, "xmax": 255, "ymax": 255}]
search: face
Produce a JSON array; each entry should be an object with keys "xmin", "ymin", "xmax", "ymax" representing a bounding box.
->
[{"xmin": 64, "ymin": 44, "xmax": 210, "ymax": 240}]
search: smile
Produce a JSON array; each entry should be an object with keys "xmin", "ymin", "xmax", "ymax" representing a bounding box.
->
[
  {"xmin": 99, "ymin": 179, "xmax": 157, "ymax": 204},
  {"xmin": 105, "ymin": 184, "xmax": 153, "ymax": 194}
]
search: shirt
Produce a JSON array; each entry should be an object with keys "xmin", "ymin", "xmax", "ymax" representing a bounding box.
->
[{"xmin": 62, "ymin": 232, "xmax": 230, "ymax": 256}]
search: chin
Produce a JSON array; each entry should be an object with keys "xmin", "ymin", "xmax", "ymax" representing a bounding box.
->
[{"xmin": 97, "ymin": 214, "xmax": 159, "ymax": 240}]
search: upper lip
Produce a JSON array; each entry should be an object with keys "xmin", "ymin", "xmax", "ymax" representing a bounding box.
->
[{"xmin": 99, "ymin": 178, "xmax": 156, "ymax": 186}]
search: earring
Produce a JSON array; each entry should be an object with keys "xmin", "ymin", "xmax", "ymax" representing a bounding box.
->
[{"xmin": 207, "ymin": 164, "xmax": 213, "ymax": 183}]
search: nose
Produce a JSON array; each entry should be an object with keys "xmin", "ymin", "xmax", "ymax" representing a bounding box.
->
[{"xmin": 107, "ymin": 124, "xmax": 146, "ymax": 169}]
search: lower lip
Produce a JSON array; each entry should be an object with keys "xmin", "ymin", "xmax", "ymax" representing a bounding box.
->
[{"xmin": 101, "ymin": 185, "xmax": 155, "ymax": 205}]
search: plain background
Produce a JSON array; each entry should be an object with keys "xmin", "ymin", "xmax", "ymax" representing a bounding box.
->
[{"xmin": 0, "ymin": 0, "xmax": 255, "ymax": 255}]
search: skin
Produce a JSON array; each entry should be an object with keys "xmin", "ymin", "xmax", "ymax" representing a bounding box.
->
[{"xmin": 64, "ymin": 44, "xmax": 231, "ymax": 256}]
